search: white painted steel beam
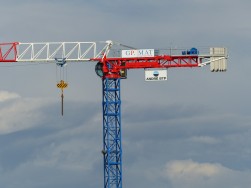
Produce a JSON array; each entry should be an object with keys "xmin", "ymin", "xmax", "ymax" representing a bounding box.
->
[{"xmin": 16, "ymin": 41, "xmax": 112, "ymax": 62}]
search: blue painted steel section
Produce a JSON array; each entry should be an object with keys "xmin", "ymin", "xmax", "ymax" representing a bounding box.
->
[{"xmin": 102, "ymin": 78, "xmax": 122, "ymax": 188}]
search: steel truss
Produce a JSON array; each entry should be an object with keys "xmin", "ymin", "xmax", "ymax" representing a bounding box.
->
[
  {"xmin": 0, "ymin": 41, "xmax": 113, "ymax": 62},
  {"xmin": 102, "ymin": 78, "xmax": 122, "ymax": 188},
  {"xmin": 100, "ymin": 55, "xmax": 199, "ymax": 74},
  {"xmin": 0, "ymin": 42, "xmax": 18, "ymax": 62}
]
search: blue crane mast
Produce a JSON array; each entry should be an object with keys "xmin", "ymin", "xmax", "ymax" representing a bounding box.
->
[{"xmin": 102, "ymin": 78, "xmax": 122, "ymax": 188}]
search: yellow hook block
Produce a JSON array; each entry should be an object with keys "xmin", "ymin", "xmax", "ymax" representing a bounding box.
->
[{"xmin": 57, "ymin": 80, "xmax": 68, "ymax": 90}]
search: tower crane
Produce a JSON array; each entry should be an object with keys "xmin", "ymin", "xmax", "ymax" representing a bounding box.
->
[{"xmin": 0, "ymin": 40, "xmax": 228, "ymax": 188}]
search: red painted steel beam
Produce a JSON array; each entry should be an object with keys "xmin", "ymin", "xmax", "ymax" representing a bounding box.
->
[
  {"xmin": 92, "ymin": 55, "xmax": 200, "ymax": 78},
  {"xmin": 0, "ymin": 42, "xmax": 19, "ymax": 62}
]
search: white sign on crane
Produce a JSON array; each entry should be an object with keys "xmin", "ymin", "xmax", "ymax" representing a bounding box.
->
[
  {"xmin": 145, "ymin": 69, "xmax": 167, "ymax": 81},
  {"xmin": 121, "ymin": 49, "xmax": 154, "ymax": 58}
]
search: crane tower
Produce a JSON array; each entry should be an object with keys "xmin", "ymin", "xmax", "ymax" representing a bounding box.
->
[{"xmin": 0, "ymin": 40, "xmax": 228, "ymax": 188}]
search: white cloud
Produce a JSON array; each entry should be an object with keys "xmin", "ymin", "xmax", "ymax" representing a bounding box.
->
[
  {"xmin": 166, "ymin": 160, "xmax": 219, "ymax": 178},
  {"xmin": 0, "ymin": 96, "xmax": 49, "ymax": 135},
  {"xmin": 164, "ymin": 160, "xmax": 251, "ymax": 188},
  {"xmin": 0, "ymin": 91, "xmax": 20, "ymax": 102}
]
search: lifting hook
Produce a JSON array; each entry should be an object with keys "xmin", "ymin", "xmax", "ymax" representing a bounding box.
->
[
  {"xmin": 57, "ymin": 80, "xmax": 68, "ymax": 116},
  {"xmin": 55, "ymin": 58, "xmax": 68, "ymax": 116}
]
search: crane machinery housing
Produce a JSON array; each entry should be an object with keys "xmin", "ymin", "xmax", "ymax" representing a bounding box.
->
[{"xmin": 0, "ymin": 40, "xmax": 228, "ymax": 188}]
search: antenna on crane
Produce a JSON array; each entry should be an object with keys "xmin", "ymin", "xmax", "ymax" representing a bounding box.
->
[{"xmin": 55, "ymin": 58, "xmax": 68, "ymax": 116}]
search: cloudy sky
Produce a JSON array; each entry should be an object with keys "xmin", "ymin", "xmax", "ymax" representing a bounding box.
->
[{"xmin": 1, "ymin": 0, "xmax": 251, "ymax": 188}]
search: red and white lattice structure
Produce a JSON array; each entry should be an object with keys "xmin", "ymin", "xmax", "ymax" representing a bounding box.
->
[{"xmin": 0, "ymin": 41, "xmax": 227, "ymax": 73}]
